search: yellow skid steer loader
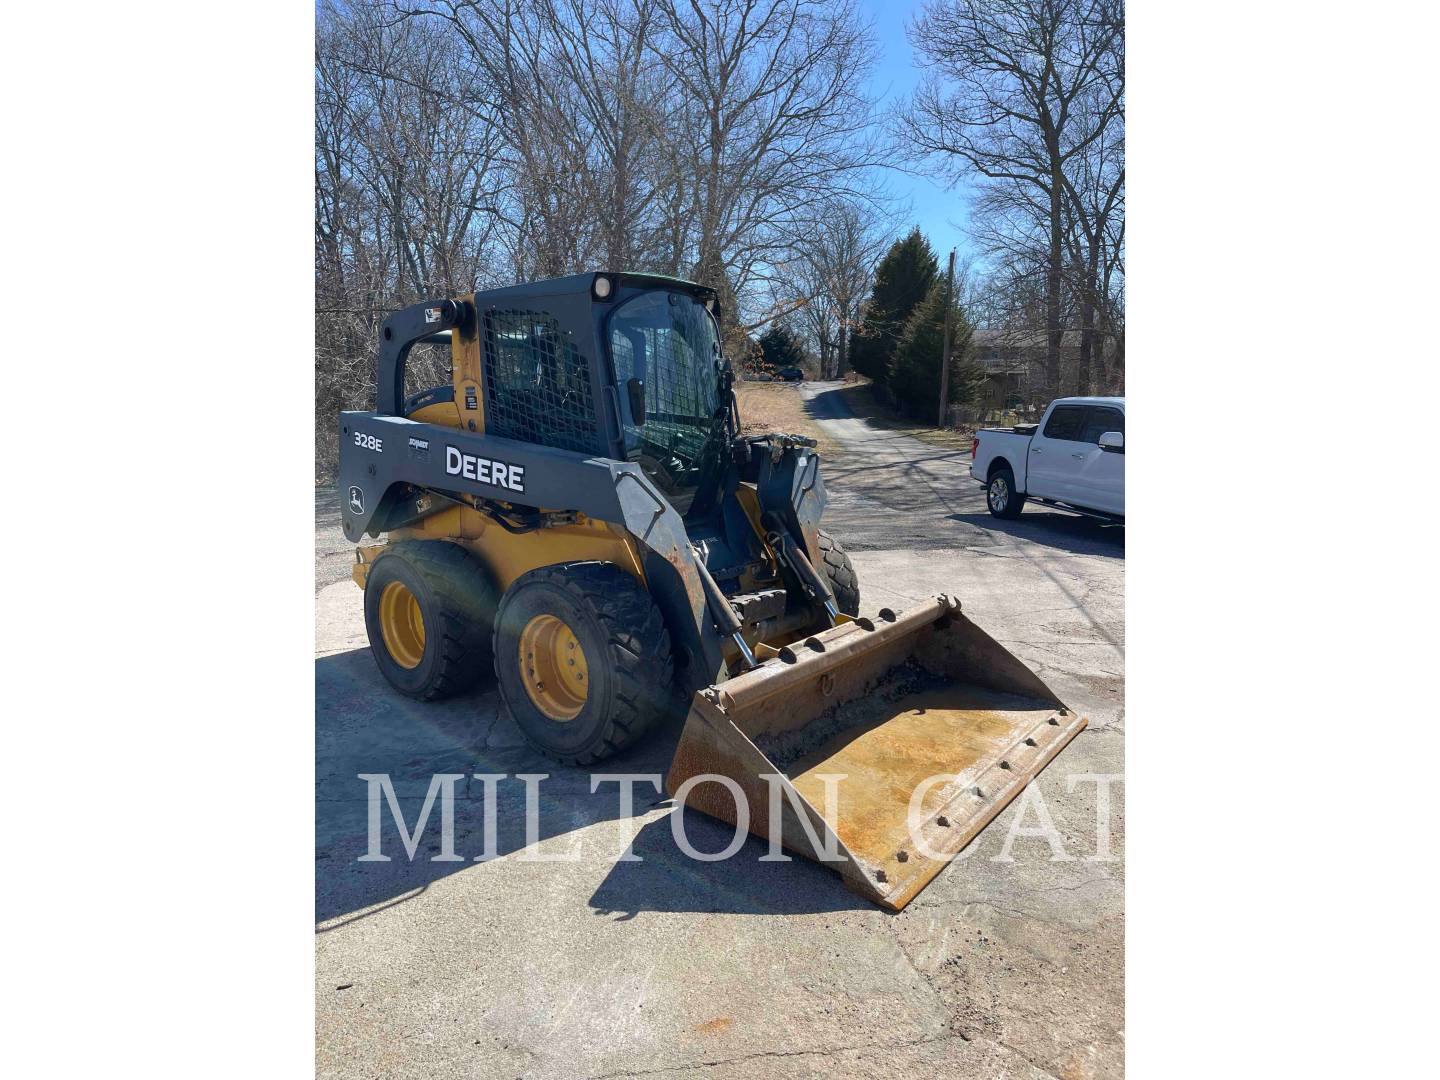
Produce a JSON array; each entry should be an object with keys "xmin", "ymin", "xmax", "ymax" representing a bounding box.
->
[{"xmin": 338, "ymin": 273, "xmax": 1084, "ymax": 910}]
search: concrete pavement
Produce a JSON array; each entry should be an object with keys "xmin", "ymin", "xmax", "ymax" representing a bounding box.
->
[{"xmin": 315, "ymin": 381, "xmax": 1124, "ymax": 1078}]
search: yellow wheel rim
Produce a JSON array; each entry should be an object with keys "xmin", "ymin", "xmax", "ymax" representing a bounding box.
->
[
  {"xmin": 518, "ymin": 614, "xmax": 589, "ymax": 721},
  {"xmin": 378, "ymin": 580, "xmax": 426, "ymax": 669}
]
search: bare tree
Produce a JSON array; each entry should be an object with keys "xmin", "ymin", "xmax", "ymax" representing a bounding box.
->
[
  {"xmin": 315, "ymin": 0, "xmax": 508, "ymax": 475},
  {"xmin": 897, "ymin": 0, "xmax": 1123, "ymax": 397},
  {"xmin": 1061, "ymin": 75, "xmax": 1124, "ymax": 393},
  {"xmin": 773, "ymin": 199, "xmax": 895, "ymax": 378},
  {"xmin": 315, "ymin": 0, "xmax": 894, "ymax": 474},
  {"xmin": 648, "ymin": 0, "xmax": 882, "ymax": 310}
]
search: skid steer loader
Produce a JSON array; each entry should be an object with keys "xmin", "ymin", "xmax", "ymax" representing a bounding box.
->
[{"xmin": 337, "ymin": 272, "xmax": 1085, "ymax": 910}]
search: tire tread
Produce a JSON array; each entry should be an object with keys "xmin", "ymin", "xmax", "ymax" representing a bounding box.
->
[
  {"xmin": 494, "ymin": 562, "xmax": 672, "ymax": 766},
  {"xmin": 377, "ymin": 540, "xmax": 497, "ymax": 701},
  {"xmin": 816, "ymin": 529, "xmax": 861, "ymax": 616}
]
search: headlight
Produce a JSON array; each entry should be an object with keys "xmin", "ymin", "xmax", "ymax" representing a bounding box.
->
[{"xmin": 593, "ymin": 275, "xmax": 613, "ymax": 300}]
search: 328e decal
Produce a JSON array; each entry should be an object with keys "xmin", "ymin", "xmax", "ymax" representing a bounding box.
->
[{"xmin": 353, "ymin": 431, "xmax": 383, "ymax": 452}]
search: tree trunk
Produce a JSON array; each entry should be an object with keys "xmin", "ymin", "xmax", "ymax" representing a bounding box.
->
[
  {"xmin": 1046, "ymin": 165, "xmax": 1063, "ymax": 399},
  {"xmin": 1077, "ymin": 239, "xmax": 1102, "ymax": 395}
]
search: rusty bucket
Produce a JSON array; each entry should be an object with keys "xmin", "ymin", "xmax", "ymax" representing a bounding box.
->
[{"xmin": 665, "ymin": 596, "xmax": 1086, "ymax": 910}]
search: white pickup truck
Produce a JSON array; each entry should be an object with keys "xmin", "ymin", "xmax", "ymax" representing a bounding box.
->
[{"xmin": 970, "ymin": 396, "xmax": 1125, "ymax": 522}]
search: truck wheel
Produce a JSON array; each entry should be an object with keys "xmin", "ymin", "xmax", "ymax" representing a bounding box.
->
[
  {"xmin": 494, "ymin": 562, "xmax": 673, "ymax": 766},
  {"xmin": 987, "ymin": 466, "xmax": 1026, "ymax": 519},
  {"xmin": 364, "ymin": 541, "xmax": 498, "ymax": 701},
  {"xmin": 817, "ymin": 529, "xmax": 861, "ymax": 616}
]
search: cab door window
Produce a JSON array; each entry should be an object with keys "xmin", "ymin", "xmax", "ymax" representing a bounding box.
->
[
  {"xmin": 1078, "ymin": 406, "xmax": 1125, "ymax": 444},
  {"xmin": 1041, "ymin": 405, "xmax": 1087, "ymax": 442}
]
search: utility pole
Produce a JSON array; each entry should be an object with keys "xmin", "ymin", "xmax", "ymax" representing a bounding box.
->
[{"xmin": 937, "ymin": 248, "xmax": 956, "ymax": 428}]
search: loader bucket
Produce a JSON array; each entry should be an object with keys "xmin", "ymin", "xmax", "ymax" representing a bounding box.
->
[{"xmin": 666, "ymin": 596, "xmax": 1086, "ymax": 911}]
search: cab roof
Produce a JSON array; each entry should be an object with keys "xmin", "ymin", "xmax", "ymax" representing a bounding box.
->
[{"xmin": 473, "ymin": 271, "xmax": 717, "ymax": 304}]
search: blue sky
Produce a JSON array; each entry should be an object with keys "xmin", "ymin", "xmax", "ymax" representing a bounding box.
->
[{"xmin": 854, "ymin": 0, "xmax": 978, "ymax": 265}]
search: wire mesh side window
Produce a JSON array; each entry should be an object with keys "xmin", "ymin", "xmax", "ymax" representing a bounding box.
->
[{"xmin": 481, "ymin": 309, "xmax": 601, "ymax": 455}]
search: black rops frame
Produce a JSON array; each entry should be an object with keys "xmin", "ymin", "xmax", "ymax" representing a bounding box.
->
[{"xmin": 375, "ymin": 272, "xmax": 721, "ymax": 467}]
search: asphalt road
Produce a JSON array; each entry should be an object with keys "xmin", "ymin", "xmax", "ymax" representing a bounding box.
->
[{"xmin": 314, "ymin": 381, "xmax": 1125, "ymax": 1078}]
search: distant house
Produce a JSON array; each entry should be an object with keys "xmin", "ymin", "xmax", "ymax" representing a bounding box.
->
[{"xmin": 971, "ymin": 329, "xmax": 1086, "ymax": 410}]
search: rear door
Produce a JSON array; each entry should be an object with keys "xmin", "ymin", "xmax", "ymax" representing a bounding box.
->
[
  {"xmin": 1071, "ymin": 405, "xmax": 1126, "ymax": 514},
  {"xmin": 1026, "ymin": 404, "xmax": 1089, "ymax": 500}
]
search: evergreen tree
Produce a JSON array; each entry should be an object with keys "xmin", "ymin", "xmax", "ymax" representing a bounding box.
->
[
  {"xmin": 757, "ymin": 323, "xmax": 806, "ymax": 371},
  {"xmin": 850, "ymin": 228, "xmax": 939, "ymax": 387},
  {"xmin": 888, "ymin": 280, "xmax": 983, "ymax": 418}
]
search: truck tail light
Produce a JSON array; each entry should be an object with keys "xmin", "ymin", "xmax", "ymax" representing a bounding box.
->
[{"xmin": 971, "ymin": 436, "xmax": 979, "ymax": 459}]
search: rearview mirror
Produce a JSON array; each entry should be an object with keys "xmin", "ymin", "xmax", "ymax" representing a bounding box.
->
[
  {"xmin": 1099, "ymin": 431, "xmax": 1124, "ymax": 453},
  {"xmin": 625, "ymin": 377, "xmax": 646, "ymax": 426}
]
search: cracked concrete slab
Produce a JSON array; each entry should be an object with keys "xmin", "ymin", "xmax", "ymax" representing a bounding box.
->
[{"xmin": 315, "ymin": 381, "xmax": 1123, "ymax": 1078}]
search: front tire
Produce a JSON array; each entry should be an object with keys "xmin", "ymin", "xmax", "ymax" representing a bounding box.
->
[
  {"xmin": 494, "ymin": 562, "xmax": 673, "ymax": 765},
  {"xmin": 816, "ymin": 529, "xmax": 860, "ymax": 616},
  {"xmin": 987, "ymin": 466, "xmax": 1026, "ymax": 519}
]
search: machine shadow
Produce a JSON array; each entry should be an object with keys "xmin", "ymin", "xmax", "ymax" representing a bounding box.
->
[
  {"xmin": 316, "ymin": 646, "xmax": 671, "ymax": 926},
  {"xmin": 949, "ymin": 511, "xmax": 1125, "ymax": 558},
  {"xmin": 587, "ymin": 810, "xmax": 872, "ymax": 919},
  {"xmin": 316, "ymin": 647, "xmax": 870, "ymax": 925}
]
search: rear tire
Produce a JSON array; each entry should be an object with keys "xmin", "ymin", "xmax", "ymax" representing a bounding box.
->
[
  {"xmin": 493, "ymin": 562, "xmax": 673, "ymax": 765},
  {"xmin": 817, "ymin": 529, "xmax": 861, "ymax": 616},
  {"xmin": 986, "ymin": 466, "xmax": 1026, "ymax": 519},
  {"xmin": 364, "ymin": 541, "xmax": 498, "ymax": 701}
]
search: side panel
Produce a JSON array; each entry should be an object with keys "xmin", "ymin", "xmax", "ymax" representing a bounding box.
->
[
  {"xmin": 1026, "ymin": 404, "xmax": 1088, "ymax": 501},
  {"xmin": 1076, "ymin": 448, "xmax": 1125, "ymax": 516},
  {"xmin": 389, "ymin": 505, "xmax": 646, "ymax": 593},
  {"xmin": 1070, "ymin": 405, "xmax": 1126, "ymax": 514},
  {"xmin": 971, "ymin": 431, "xmax": 1030, "ymax": 489},
  {"xmin": 337, "ymin": 410, "xmax": 726, "ymax": 685}
]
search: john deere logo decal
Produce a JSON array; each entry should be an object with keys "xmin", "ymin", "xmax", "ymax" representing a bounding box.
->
[{"xmin": 348, "ymin": 486, "xmax": 365, "ymax": 514}]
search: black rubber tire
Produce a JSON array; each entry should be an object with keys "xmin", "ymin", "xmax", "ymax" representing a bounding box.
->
[
  {"xmin": 493, "ymin": 562, "xmax": 673, "ymax": 766},
  {"xmin": 986, "ymin": 465, "xmax": 1026, "ymax": 519},
  {"xmin": 817, "ymin": 529, "xmax": 861, "ymax": 617},
  {"xmin": 363, "ymin": 541, "xmax": 498, "ymax": 701}
]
